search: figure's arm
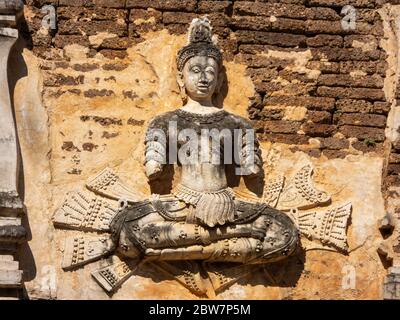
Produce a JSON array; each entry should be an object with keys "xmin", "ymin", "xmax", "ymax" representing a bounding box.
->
[
  {"xmin": 144, "ymin": 122, "xmax": 167, "ymax": 180},
  {"xmin": 238, "ymin": 123, "xmax": 263, "ymax": 177}
]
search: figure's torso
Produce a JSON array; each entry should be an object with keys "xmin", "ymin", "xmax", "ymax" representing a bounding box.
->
[{"xmin": 147, "ymin": 109, "xmax": 253, "ymax": 192}]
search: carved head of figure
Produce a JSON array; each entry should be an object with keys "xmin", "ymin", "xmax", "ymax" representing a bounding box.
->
[{"xmin": 176, "ymin": 17, "xmax": 224, "ymax": 104}]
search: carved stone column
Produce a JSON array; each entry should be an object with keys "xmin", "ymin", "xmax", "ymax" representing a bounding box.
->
[{"xmin": 0, "ymin": 0, "xmax": 26, "ymax": 295}]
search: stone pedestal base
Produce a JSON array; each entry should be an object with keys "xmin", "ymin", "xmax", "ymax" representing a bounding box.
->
[
  {"xmin": 0, "ymin": 254, "xmax": 22, "ymax": 288},
  {"xmin": 0, "ymin": 217, "xmax": 26, "ymax": 292}
]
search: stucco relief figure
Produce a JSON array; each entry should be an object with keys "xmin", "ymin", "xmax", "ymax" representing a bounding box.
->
[
  {"xmin": 112, "ymin": 17, "xmax": 299, "ymax": 266},
  {"xmin": 53, "ymin": 17, "xmax": 352, "ymax": 297}
]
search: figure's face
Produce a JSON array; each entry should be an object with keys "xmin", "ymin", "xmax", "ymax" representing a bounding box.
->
[{"xmin": 181, "ymin": 56, "xmax": 219, "ymax": 101}]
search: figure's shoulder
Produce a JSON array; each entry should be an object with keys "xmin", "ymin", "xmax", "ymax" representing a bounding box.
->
[
  {"xmin": 147, "ymin": 110, "xmax": 179, "ymax": 129},
  {"xmin": 223, "ymin": 111, "xmax": 253, "ymax": 129},
  {"xmin": 147, "ymin": 109, "xmax": 254, "ymax": 130}
]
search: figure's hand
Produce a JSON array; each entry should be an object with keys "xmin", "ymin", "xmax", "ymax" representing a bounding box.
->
[
  {"xmin": 145, "ymin": 160, "xmax": 163, "ymax": 180},
  {"xmin": 245, "ymin": 163, "xmax": 261, "ymax": 176},
  {"xmin": 226, "ymin": 224, "xmax": 266, "ymax": 241},
  {"xmin": 240, "ymin": 153, "xmax": 263, "ymax": 177}
]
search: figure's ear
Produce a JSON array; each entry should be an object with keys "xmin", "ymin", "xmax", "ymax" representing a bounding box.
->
[
  {"xmin": 176, "ymin": 71, "xmax": 184, "ymax": 89},
  {"xmin": 213, "ymin": 66, "xmax": 227, "ymax": 108},
  {"xmin": 177, "ymin": 70, "xmax": 188, "ymax": 104},
  {"xmin": 214, "ymin": 67, "xmax": 225, "ymax": 97}
]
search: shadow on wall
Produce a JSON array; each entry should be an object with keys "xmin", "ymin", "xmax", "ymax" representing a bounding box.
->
[
  {"xmin": 129, "ymin": 245, "xmax": 305, "ymax": 298},
  {"xmin": 7, "ymin": 25, "xmax": 37, "ymax": 294}
]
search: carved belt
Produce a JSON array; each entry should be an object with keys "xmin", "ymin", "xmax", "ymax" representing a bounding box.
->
[{"xmin": 172, "ymin": 184, "xmax": 236, "ymax": 228}]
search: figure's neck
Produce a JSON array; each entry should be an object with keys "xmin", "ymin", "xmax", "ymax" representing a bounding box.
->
[{"xmin": 181, "ymin": 97, "xmax": 221, "ymax": 114}]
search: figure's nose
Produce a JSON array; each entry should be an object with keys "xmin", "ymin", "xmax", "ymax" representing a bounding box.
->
[{"xmin": 199, "ymin": 71, "xmax": 208, "ymax": 83}]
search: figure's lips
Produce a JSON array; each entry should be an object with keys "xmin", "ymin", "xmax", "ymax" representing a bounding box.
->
[{"xmin": 197, "ymin": 85, "xmax": 209, "ymax": 90}]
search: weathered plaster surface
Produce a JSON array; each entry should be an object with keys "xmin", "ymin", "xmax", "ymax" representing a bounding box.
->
[{"xmin": 10, "ymin": 30, "xmax": 390, "ymax": 299}]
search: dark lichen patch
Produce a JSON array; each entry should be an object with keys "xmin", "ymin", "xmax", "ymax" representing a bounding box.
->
[
  {"xmin": 48, "ymin": 88, "xmax": 81, "ymax": 98},
  {"xmin": 82, "ymin": 143, "xmax": 98, "ymax": 152},
  {"xmin": 44, "ymin": 74, "xmax": 84, "ymax": 87},
  {"xmin": 48, "ymin": 89, "xmax": 67, "ymax": 98},
  {"xmin": 68, "ymin": 89, "xmax": 81, "ymax": 95},
  {"xmin": 67, "ymin": 168, "xmax": 82, "ymax": 175},
  {"xmin": 83, "ymin": 89, "xmax": 114, "ymax": 98},
  {"xmin": 123, "ymin": 90, "xmax": 139, "ymax": 100},
  {"xmin": 80, "ymin": 115, "xmax": 90, "ymax": 122},
  {"xmin": 127, "ymin": 118, "xmax": 145, "ymax": 126},
  {"xmin": 102, "ymin": 62, "xmax": 129, "ymax": 71},
  {"xmin": 104, "ymin": 76, "xmax": 116, "ymax": 82},
  {"xmin": 62, "ymin": 141, "xmax": 81, "ymax": 152},
  {"xmin": 72, "ymin": 63, "xmax": 99, "ymax": 72},
  {"xmin": 72, "ymin": 154, "xmax": 80, "ymax": 164},
  {"xmin": 80, "ymin": 115, "xmax": 123, "ymax": 126},
  {"xmin": 102, "ymin": 131, "xmax": 120, "ymax": 139}
]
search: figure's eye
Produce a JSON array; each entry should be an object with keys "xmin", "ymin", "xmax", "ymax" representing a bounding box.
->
[
  {"xmin": 191, "ymin": 67, "xmax": 201, "ymax": 73},
  {"xmin": 205, "ymin": 68, "xmax": 215, "ymax": 75}
]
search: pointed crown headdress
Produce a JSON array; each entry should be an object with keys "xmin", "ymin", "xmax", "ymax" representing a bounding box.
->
[{"xmin": 176, "ymin": 17, "xmax": 222, "ymax": 71}]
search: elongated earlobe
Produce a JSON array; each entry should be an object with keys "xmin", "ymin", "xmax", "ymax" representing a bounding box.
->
[
  {"xmin": 176, "ymin": 71, "xmax": 188, "ymax": 104},
  {"xmin": 216, "ymin": 70, "xmax": 224, "ymax": 95},
  {"xmin": 176, "ymin": 71, "xmax": 184, "ymax": 88},
  {"xmin": 212, "ymin": 69, "xmax": 225, "ymax": 106}
]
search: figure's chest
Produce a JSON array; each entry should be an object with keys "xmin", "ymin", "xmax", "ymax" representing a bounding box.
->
[{"xmin": 172, "ymin": 119, "xmax": 237, "ymax": 152}]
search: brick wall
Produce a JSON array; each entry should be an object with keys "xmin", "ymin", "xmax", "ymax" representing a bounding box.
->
[
  {"xmin": 24, "ymin": 0, "xmax": 393, "ymax": 160},
  {"xmin": 386, "ymin": 88, "xmax": 400, "ymax": 188}
]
